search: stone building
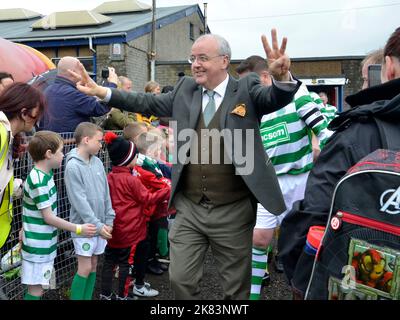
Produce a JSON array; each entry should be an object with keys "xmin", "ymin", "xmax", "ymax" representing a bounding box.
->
[{"xmin": 0, "ymin": 1, "xmax": 365, "ymax": 108}]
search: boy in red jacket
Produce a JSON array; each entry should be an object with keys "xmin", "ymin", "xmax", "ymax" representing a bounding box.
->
[
  {"xmin": 134, "ymin": 132, "xmax": 173, "ymax": 275},
  {"xmin": 100, "ymin": 132, "xmax": 170, "ymax": 300}
]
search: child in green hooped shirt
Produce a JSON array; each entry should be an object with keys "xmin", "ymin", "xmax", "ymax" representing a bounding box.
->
[{"xmin": 21, "ymin": 131, "xmax": 96, "ymax": 300}]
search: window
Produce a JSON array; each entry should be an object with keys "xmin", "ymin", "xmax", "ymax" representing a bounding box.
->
[
  {"xmin": 189, "ymin": 23, "xmax": 194, "ymax": 41},
  {"xmin": 110, "ymin": 43, "xmax": 124, "ymax": 61}
]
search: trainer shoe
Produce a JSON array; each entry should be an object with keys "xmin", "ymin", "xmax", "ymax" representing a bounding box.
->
[
  {"xmin": 129, "ymin": 280, "xmax": 151, "ymax": 287},
  {"xmin": 146, "ymin": 261, "xmax": 164, "ymax": 275},
  {"xmin": 157, "ymin": 255, "xmax": 170, "ymax": 264},
  {"xmin": 133, "ymin": 283, "xmax": 159, "ymax": 297}
]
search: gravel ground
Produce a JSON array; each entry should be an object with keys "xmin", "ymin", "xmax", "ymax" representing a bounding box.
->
[
  {"xmin": 93, "ymin": 247, "xmax": 292, "ymax": 301},
  {"xmin": 38, "ymin": 240, "xmax": 292, "ymax": 300}
]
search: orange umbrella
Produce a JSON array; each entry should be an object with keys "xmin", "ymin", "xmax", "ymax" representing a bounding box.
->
[{"xmin": 16, "ymin": 43, "xmax": 56, "ymax": 70}]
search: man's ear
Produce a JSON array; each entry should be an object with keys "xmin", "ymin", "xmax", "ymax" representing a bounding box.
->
[
  {"xmin": 222, "ymin": 56, "xmax": 230, "ymax": 70},
  {"xmin": 384, "ymin": 56, "xmax": 396, "ymax": 81},
  {"xmin": 393, "ymin": 56, "xmax": 400, "ymax": 79},
  {"xmin": 260, "ymin": 71, "xmax": 272, "ymax": 86}
]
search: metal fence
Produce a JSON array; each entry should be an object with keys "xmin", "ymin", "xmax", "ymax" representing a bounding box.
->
[{"xmin": 0, "ymin": 131, "xmax": 120, "ymax": 300}]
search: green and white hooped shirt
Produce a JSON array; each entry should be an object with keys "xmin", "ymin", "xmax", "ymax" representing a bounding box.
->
[
  {"xmin": 260, "ymin": 85, "xmax": 332, "ymax": 176},
  {"xmin": 22, "ymin": 167, "xmax": 58, "ymax": 263},
  {"xmin": 321, "ymin": 103, "xmax": 337, "ymax": 124}
]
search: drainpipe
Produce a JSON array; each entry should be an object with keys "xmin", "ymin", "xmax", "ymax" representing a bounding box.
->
[
  {"xmin": 150, "ymin": 0, "xmax": 156, "ymax": 81},
  {"xmin": 203, "ymin": 3, "xmax": 208, "ymax": 34},
  {"xmin": 88, "ymin": 36, "xmax": 96, "ymax": 53}
]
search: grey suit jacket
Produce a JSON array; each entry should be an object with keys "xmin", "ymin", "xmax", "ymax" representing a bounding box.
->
[{"xmin": 110, "ymin": 72, "xmax": 300, "ymax": 214}]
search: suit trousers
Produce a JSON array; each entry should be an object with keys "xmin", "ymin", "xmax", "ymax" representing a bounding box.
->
[{"xmin": 169, "ymin": 192, "xmax": 256, "ymax": 299}]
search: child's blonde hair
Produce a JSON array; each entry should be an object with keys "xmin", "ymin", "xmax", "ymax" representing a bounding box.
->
[{"xmin": 136, "ymin": 132, "xmax": 162, "ymax": 156}]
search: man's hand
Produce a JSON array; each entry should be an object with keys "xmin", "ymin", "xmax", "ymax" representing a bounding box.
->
[
  {"xmin": 261, "ymin": 28, "xmax": 291, "ymax": 81},
  {"xmin": 68, "ymin": 62, "xmax": 108, "ymax": 99}
]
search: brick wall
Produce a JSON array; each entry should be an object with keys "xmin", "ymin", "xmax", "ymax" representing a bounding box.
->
[
  {"xmin": 125, "ymin": 36, "xmax": 150, "ymax": 92},
  {"xmin": 342, "ymin": 59, "xmax": 363, "ymax": 105},
  {"xmin": 156, "ymin": 63, "xmax": 191, "ymax": 88},
  {"xmin": 155, "ymin": 14, "xmax": 204, "ymax": 61},
  {"xmin": 96, "ymin": 44, "xmax": 127, "ymax": 84}
]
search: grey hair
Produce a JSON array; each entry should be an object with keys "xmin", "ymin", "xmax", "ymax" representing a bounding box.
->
[
  {"xmin": 361, "ymin": 48, "xmax": 384, "ymax": 68},
  {"xmin": 195, "ymin": 34, "xmax": 232, "ymax": 61}
]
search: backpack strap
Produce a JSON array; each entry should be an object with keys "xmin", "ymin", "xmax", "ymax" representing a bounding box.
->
[{"xmin": 373, "ymin": 117, "xmax": 400, "ymax": 151}]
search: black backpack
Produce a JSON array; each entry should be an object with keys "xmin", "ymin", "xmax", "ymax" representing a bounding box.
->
[{"xmin": 305, "ymin": 148, "xmax": 400, "ymax": 300}]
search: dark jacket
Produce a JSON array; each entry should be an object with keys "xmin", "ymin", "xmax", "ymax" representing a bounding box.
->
[
  {"xmin": 41, "ymin": 76, "xmax": 110, "ymax": 132},
  {"xmin": 278, "ymin": 78, "xmax": 400, "ymax": 295},
  {"xmin": 102, "ymin": 108, "xmax": 136, "ymax": 130},
  {"xmin": 109, "ymin": 73, "xmax": 300, "ymax": 213}
]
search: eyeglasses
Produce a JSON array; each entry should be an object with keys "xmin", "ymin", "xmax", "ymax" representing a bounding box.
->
[{"xmin": 188, "ymin": 54, "xmax": 225, "ymax": 64}]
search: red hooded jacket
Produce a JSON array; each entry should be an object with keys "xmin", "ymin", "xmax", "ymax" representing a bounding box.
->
[{"xmin": 106, "ymin": 166, "xmax": 170, "ymax": 248}]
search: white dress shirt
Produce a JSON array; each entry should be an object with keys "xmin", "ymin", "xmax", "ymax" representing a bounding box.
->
[
  {"xmin": 201, "ymin": 74, "xmax": 229, "ymax": 112},
  {"xmin": 102, "ymin": 72, "xmax": 297, "ymax": 104}
]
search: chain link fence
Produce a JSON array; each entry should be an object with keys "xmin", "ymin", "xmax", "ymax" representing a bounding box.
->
[{"xmin": 0, "ymin": 131, "xmax": 121, "ymax": 300}]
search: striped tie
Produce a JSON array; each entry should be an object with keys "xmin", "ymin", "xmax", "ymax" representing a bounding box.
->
[{"xmin": 203, "ymin": 90, "xmax": 216, "ymax": 127}]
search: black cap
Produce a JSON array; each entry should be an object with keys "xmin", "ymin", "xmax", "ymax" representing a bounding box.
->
[{"xmin": 104, "ymin": 132, "xmax": 137, "ymax": 166}]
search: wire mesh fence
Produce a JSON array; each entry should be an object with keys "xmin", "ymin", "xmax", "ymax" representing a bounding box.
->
[{"xmin": 0, "ymin": 130, "xmax": 121, "ymax": 300}]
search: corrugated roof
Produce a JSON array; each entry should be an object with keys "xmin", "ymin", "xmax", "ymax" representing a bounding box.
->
[
  {"xmin": 0, "ymin": 5, "xmax": 198, "ymax": 42},
  {"xmin": 0, "ymin": 8, "xmax": 42, "ymax": 21},
  {"xmin": 93, "ymin": 0, "xmax": 151, "ymax": 14},
  {"xmin": 31, "ymin": 11, "xmax": 112, "ymax": 29}
]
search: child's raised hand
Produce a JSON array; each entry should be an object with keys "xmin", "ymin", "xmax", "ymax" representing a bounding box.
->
[
  {"xmin": 99, "ymin": 225, "xmax": 112, "ymax": 240},
  {"xmin": 81, "ymin": 224, "xmax": 97, "ymax": 237}
]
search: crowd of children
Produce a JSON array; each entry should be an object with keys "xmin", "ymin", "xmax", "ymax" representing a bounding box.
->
[{"xmin": 19, "ymin": 121, "xmax": 173, "ymax": 300}]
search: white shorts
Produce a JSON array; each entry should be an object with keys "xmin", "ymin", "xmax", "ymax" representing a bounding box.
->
[
  {"xmin": 72, "ymin": 236, "xmax": 107, "ymax": 257},
  {"xmin": 21, "ymin": 259, "xmax": 55, "ymax": 287},
  {"xmin": 255, "ymin": 172, "xmax": 309, "ymax": 229}
]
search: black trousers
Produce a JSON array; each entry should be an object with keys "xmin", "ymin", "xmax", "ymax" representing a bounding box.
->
[
  {"xmin": 147, "ymin": 220, "xmax": 160, "ymax": 263},
  {"xmin": 133, "ymin": 239, "xmax": 149, "ymax": 286},
  {"xmin": 101, "ymin": 246, "xmax": 131, "ymax": 297}
]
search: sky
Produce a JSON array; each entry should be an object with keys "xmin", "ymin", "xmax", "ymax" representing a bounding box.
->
[{"xmin": 0, "ymin": 0, "xmax": 398, "ymax": 59}]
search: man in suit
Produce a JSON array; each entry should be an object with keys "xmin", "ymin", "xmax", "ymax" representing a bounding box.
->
[{"xmin": 71, "ymin": 29, "xmax": 300, "ymax": 299}]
